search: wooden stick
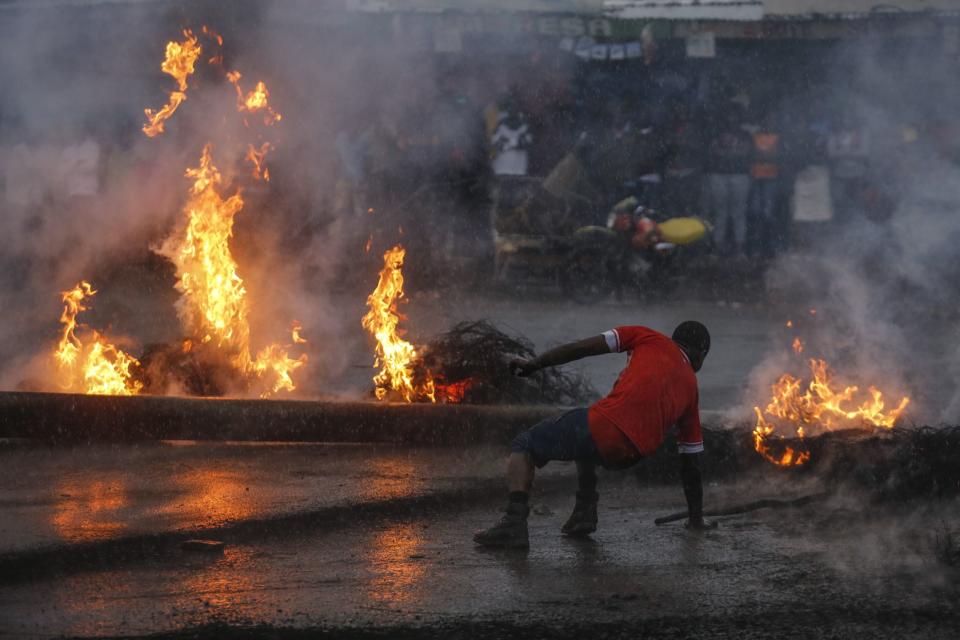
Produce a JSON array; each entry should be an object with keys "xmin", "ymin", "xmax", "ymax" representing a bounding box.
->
[{"xmin": 654, "ymin": 492, "xmax": 828, "ymax": 525}]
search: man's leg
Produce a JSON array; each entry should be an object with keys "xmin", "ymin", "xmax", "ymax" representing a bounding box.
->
[
  {"xmin": 474, "ymin": 409, "xmax": 590, "ymax": 548},
  {"xmin": 562, "ymin": 459, "xmax": 599, "ymax": 536},
  {"xmin": 710, "ymin": 174, "xmax": 731, "ymax": 254},
  {"xmin": 727, "ymin": 174, "xmax": 749, "ymax": 256},
  {"xmin": 507, "ymin": 451, "xmax": 535, "ymax": 493}
]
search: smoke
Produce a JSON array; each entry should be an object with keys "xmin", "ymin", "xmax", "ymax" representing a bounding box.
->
[
  {"xmin": 0, "ymin": 2, "xmax": 511, "ymax": 398},
  {"xmin": 743, "ymin": 38, "xmax": 960, "ymax": 425}
]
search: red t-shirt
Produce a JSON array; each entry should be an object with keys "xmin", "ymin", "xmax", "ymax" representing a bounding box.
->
[{"xmin": 588, "ymin": 326, "xmax": 703, "ymax": 466}]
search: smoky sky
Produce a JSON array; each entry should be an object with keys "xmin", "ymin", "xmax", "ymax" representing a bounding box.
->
[{"xmin": 0, "ymin": 3, "xmax": 958, "ymax": 415}]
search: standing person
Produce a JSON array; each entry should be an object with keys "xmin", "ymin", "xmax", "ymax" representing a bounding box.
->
[
  {"xmin": 662, "ymin": 100, "xmax": 704, "ymax": 216},
  {"xmin": 490, "ymin": 96, "xmax": 533, "ymax": 177},
  {"xmin": 749, "ymin": 113, "xmax": 783, "ymax": 257},
  {"xmin": 705, "ymin": 111, "xmax": 753, "ymax": 256},
  {"xmin": 826, "ymin": 112, "xmax": 870, "ymax": 222},
  {"xmin": 473, "ymin": 321, "xmax": 714, "ymax": 548}
]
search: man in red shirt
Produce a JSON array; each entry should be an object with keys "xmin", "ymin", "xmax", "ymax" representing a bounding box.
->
[{"xmin": 474, "ymin": 321, "xmax": 713, "ymax": 548}]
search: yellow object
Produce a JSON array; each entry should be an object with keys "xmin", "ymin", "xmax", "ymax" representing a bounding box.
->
[{"xmin": 658, "ymin": 217, "xmax": 707, "ymax": 245}]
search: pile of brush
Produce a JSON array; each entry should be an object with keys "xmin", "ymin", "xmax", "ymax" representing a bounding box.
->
[
  {"xmin": 418, "ymin": 320, "xmax": 597, "ymax": 406},
  {"xmin": 630, "ymin": 425, "xmax": 960, "ymax": 501},
  {"xmin": 134, "ymin": 340, "xmax": 245, "ymax": 396},
  {"xmin": 817, "ymin": 426, "xmax": 960, "ymax": 501}
]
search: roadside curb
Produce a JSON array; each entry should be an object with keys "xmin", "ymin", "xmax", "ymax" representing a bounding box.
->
[{"xmin": 0, "ymin": 391, "xmax": 737, "ymax": 444}]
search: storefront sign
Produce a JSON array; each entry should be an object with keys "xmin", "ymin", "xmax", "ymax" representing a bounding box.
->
[{"xmin": 685, "ymin": 31, "xmax": 715, "ymax": 57}]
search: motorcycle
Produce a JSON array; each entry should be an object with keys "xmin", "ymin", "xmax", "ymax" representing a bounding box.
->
[{"xmin": 558, "ymin": 197, "xmax": 712, "ymax": 304}]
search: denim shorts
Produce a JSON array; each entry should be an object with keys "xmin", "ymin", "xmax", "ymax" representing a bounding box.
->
[{"xmin": 510, "ymin": 408, "xmax": 602, "ymax": 468}]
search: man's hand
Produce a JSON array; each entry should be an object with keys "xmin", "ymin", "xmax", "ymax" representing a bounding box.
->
[
  {"xmin": 684, "ymin": 518, "xmax": 718, "ymax": 531},
  {"xmin": 509, "ymin": 358, "xmax": 539, "ymax": 377}
]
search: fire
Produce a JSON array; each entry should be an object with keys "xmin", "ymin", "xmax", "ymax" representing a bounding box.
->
[
  {"xmin": 155, "ymin": 145, "xmax": 305, "ymax": 397},
  {"xmin": 245, "ymin": 143, "xmax": 272, "ymax": 181},
  {"xmin": 54, "ymin": 282, "xmax": 142, "ymax": 396},
  {"xmin": 753, "ymin": 354, "xmax": 910, "ymax": 467},
  {"xmin": 362, "ymin": 246, "xmax": 435, "ymax": 402},
  {"xmin": 435, "ymin": 378, "xmax": 474, "ymax": 404},
  {"xmin": 143, "ymin": 29, "xmax": 202, "ymax": 137},
  {"xmin": 792, "ymin": 337, "xmax": 804, "ymax": 354},
  {"xmin": 227, "ymin": 71, "xmax": 282, "ymax": 126},
  {"xmin": 291, "ymin": 321, "xmax": 307, "ymax": 344},
  {"xmin": 46, "ymin": 26, "xmax": 304, "ymax": 398},
  {"xmin": 159, "ymin": 144, "xmax": 247, "ymax": 353}
]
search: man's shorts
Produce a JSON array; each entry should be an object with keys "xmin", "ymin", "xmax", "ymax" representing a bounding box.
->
[{"xmin": 511, "ymin": 408, "xmax": 602, "ymax": 468}]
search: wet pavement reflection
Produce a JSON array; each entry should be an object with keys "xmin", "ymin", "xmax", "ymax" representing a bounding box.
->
[
  {"xmin": 2, "ymin": 478, "xmax": 959, "ymax": 637},
  {"xmin": 0, "ymin": 442, "xmax": 507, "ymax": 553},
  {"xmin": 50, "ymin": 474, "xmax": 131, "ymax": 542},
  {"xmin": 366, "ymin": 523, "xmax": 427, "ymax": 604}
]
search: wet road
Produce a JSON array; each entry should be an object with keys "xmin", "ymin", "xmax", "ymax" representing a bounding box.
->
[
  {"xmin": 0, "ymin": 441, "xmax": 537, "ymax": 554},
  {"xmin": 1, "ymin": 296, "xmax": 956, "ymax": 638},
  {"xmin": 1, "ymin": 462, "xmax": 958, "ymax": 638}
]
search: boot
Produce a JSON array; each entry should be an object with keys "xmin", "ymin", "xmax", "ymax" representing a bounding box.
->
[
  {"xmin": 561, "ymin": 491, "xmax": 598, "ymax": 537},
  {"xmin": 473, "ymin": 502, "xmax": 530, "ymax": 548}
]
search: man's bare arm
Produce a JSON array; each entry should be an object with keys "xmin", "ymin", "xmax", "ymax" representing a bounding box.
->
[{"xmin": 511, "ymin": 335, "xmax": 610, "ymax": 376}]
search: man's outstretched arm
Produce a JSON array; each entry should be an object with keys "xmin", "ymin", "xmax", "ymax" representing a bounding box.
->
[
  {"xmin": 511, "ymin": 335, "xmax": 610, "ymax": 376},
  {"xmin": 680, "ymin": 453, "xmax": 715, "ymax": 530}
]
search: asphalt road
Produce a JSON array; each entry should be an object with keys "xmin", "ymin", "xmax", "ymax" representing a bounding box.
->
[
  {"xmin": 1, "ymin": 296, "xmax": 956, "ymax": 638},
  {"xmin": 1, "ymin": 457, "xmax": 958, "ymax": 639}
]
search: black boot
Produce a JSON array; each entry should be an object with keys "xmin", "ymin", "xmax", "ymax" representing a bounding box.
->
[
  {"xmin": 473, "ymin": 502, "xmax": 530, "ymax": 548},
  {"xmin": 561, "ymin": 491, "xmax": 598, "ymax": 537}
]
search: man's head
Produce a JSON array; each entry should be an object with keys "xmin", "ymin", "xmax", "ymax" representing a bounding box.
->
[{"xmin": 672, "ymin": 321, "xmax": 710, "ymax": 372}]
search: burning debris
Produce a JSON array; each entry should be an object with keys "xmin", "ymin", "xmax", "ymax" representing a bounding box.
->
[
  {"xmin": 53, "ymin": 282, "xmax": 142, "ymax": 396},
  {"xmin": 361, "ymin": 246, "xmax": 595, "ymax": 405},
  {"xmin": 154, "ymin": 144, "xmax": 306, "ymax": 397},
  {"xmin": 362, "ymin": 245, "xmax": 436, "ymax": 402},
  {"xmin": 42, "ymin": 27, "xmax": 306, "ymax": 398},
  {"xmin": 420, "ymin": 321, "xmax": 597, "ymax": 406},
  {"xmin": 753, "ymin": 328, "xmax": 910, "ymax": 467},
  {"xmin": 135, "ymin": 339, "xmax": 242, "ymax": 397}
]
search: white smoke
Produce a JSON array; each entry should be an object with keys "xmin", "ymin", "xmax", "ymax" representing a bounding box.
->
[{"xmin": 743, "ymin": 40, "xmax": 960, "ymax": 425}]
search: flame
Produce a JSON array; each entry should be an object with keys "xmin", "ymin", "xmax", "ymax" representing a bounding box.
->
[
  {"xmin": 50, "ymin": 27, "xmax": 303, "ymax": 398},
  {"xmin": 435, "ymin": 378, "xmax": 474, "ymax": 404},
  {"xmin": 792, "ymin": 337, "xmax": 804, "ymax": 355},
  {"xmin": 252, "ymin": 343, "xmax": 306, "ymax": 397},
  {"xmin": 157, "ymin": 145, "xmax": 305, "ymax": 396},
  {"xmin": 753, "ymin": 356, "xmax": 910, "ymax": 467},
  {"xmin": 54, "ymin": 282, "xmax": 142, "ymax": 396},
  {"xmin": 291, "ymin": 321, "xmax": 307, "ymax": 344},
  {"xmin": 245, "ymin": 143, "xmax": 272, "ymax": 181},
  {"xmin": 362, "ymin": 246, "xmax": 435, "ymax": 402},
  {"xmin": 227, "ymin": 71, "xmax": 282, "ymax": 126},
  {"xmin": 143, "ymin": 29, "xmax": 201, "ymax": 137},
  {"xmin": 201, "ymin": 25, "xmax": 223, "ymax": 47}
]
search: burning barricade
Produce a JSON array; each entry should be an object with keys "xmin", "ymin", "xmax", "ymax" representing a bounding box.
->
[
  {"xmin": 43, "ymin": 27, "xmax": 306, "ymax": 398},
  {"xmin": 361, "ymin": 245, "xmax": 595, "ymax": 406},
  {"xmin": 753, "ymin": 329, "xmax": 910, "ymax": 468}
]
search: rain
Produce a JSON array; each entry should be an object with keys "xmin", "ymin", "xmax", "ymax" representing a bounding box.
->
[{"xmin": 1, "ymin": 1, "xmax": 959, "ymax": 638}]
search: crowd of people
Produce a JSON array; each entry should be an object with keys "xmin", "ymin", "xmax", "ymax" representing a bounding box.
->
[
  {"xmin": 483, "ymin": 86, "xmax": 910, "ymax": 259},
  {"xmin": 333, "ymin": 53, "xmax": 944, "ymax": 270}
]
